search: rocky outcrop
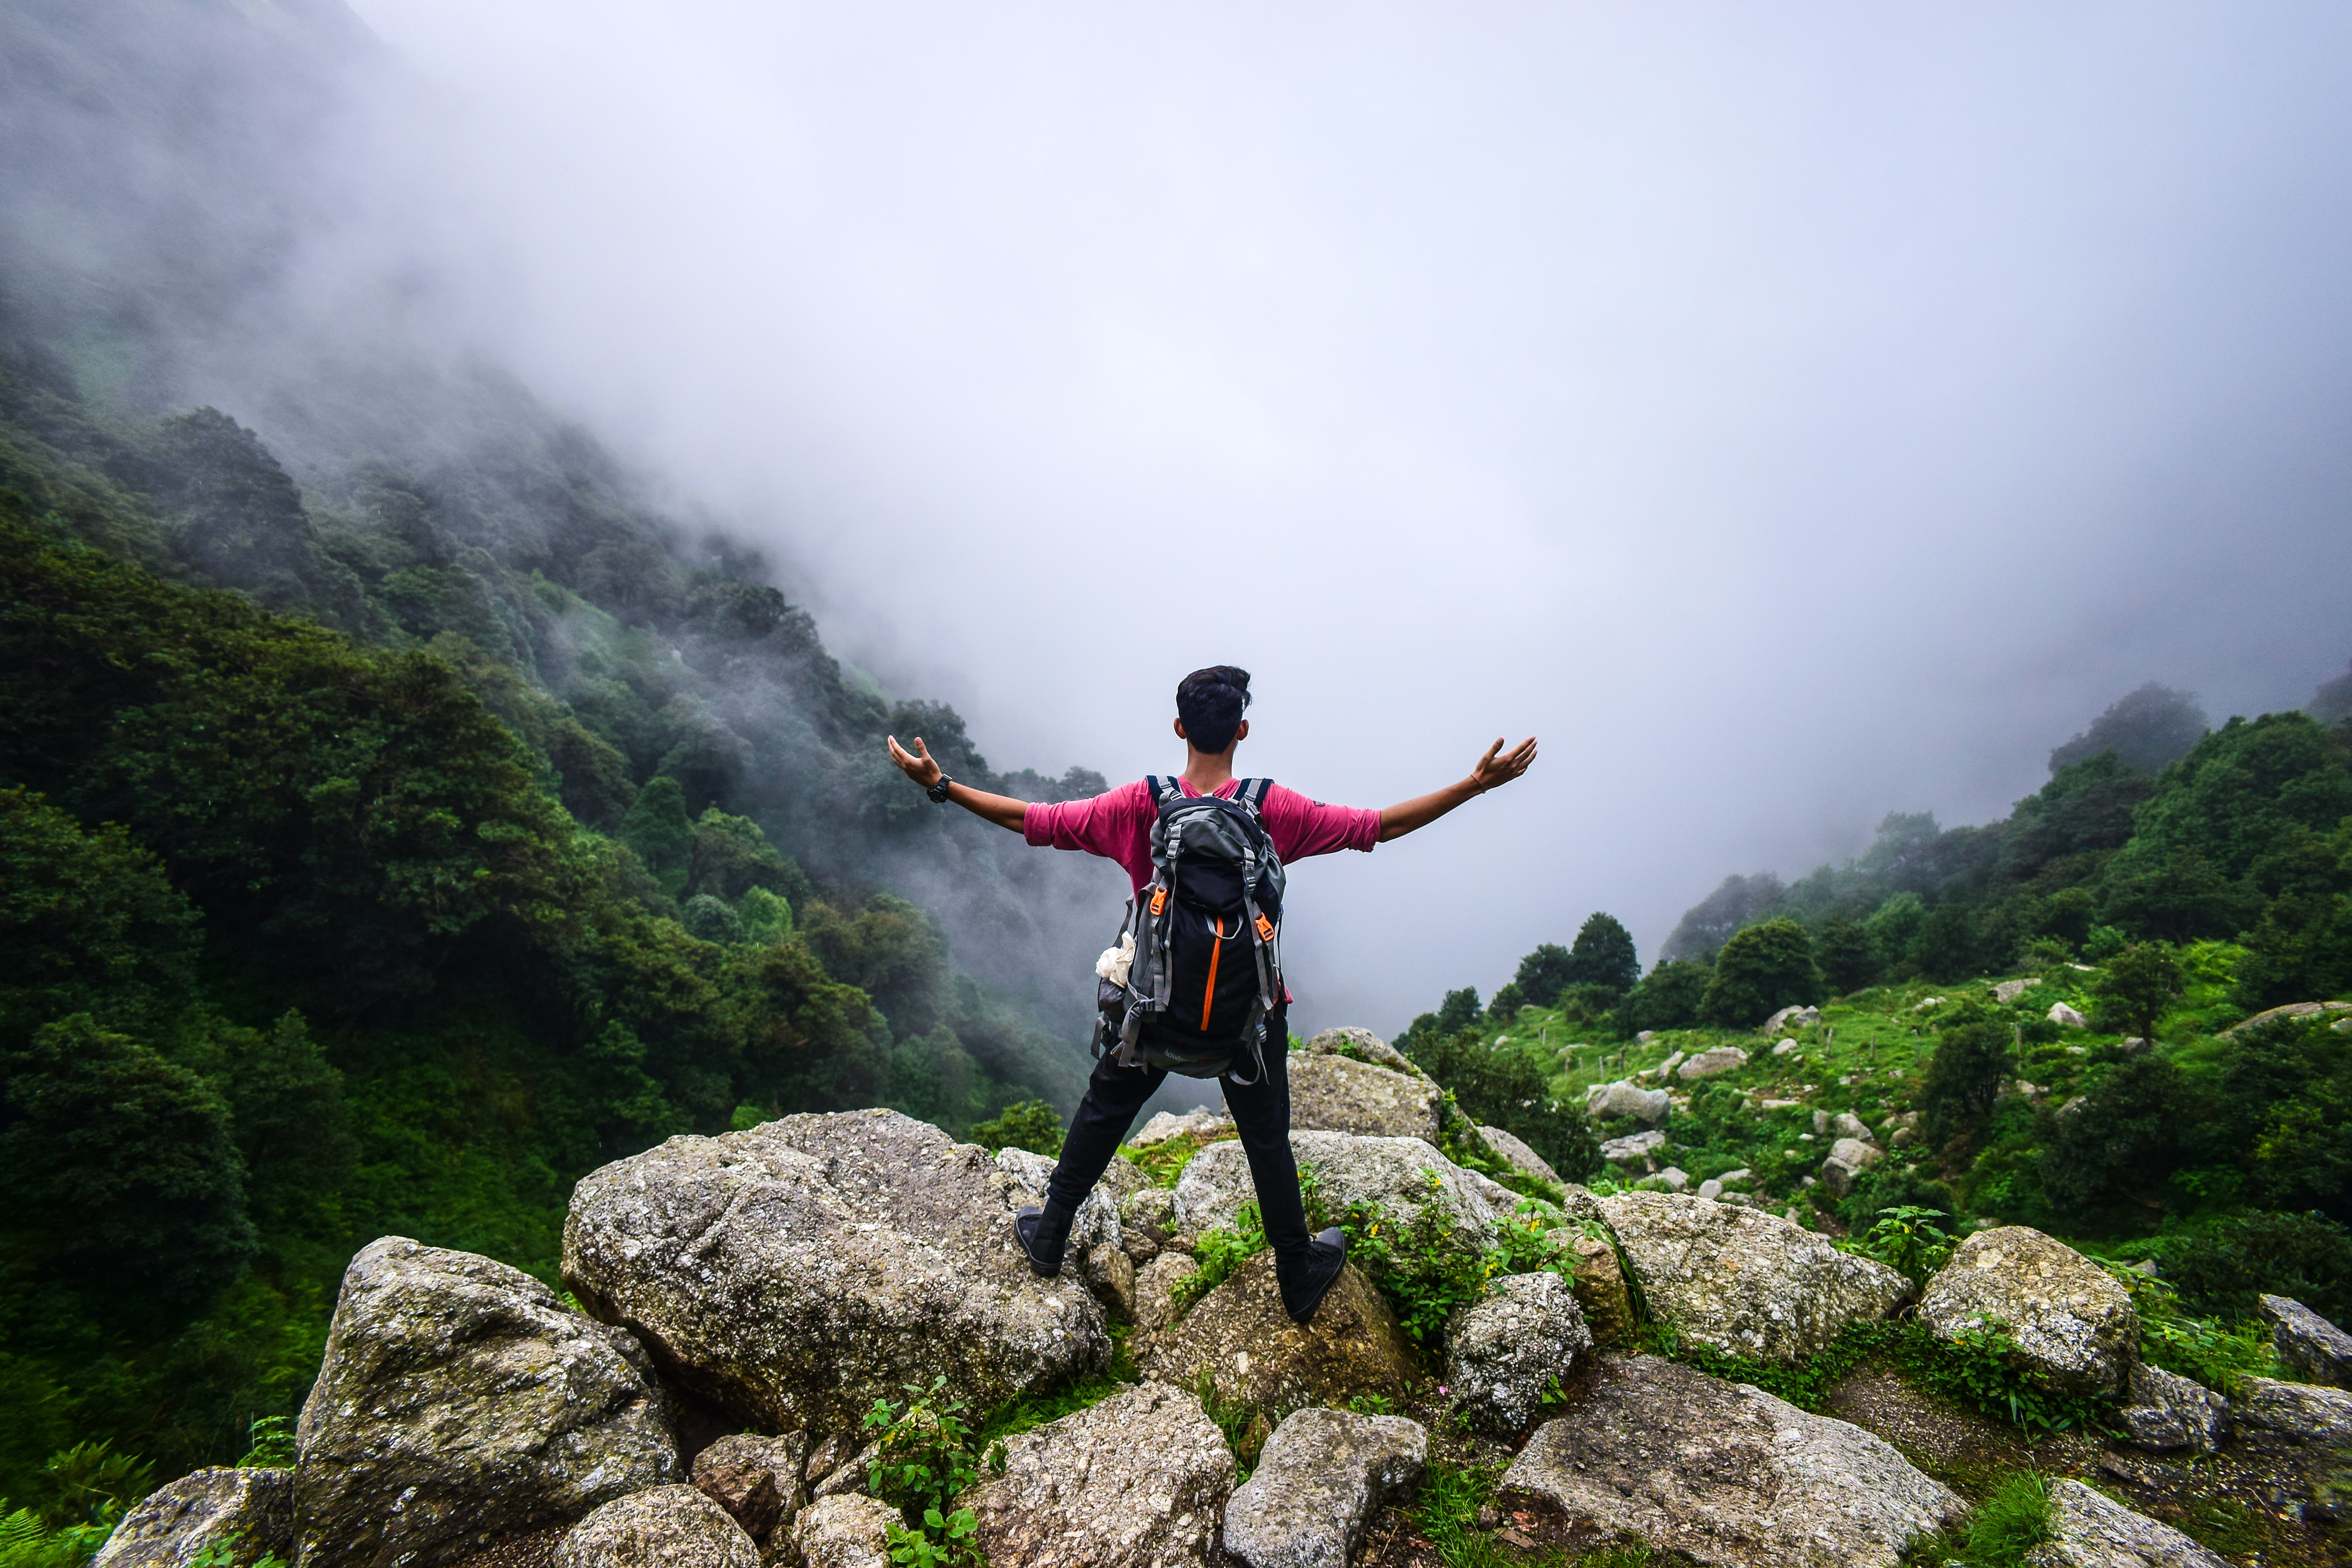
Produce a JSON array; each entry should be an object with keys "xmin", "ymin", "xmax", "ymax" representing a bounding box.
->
[
  {"xmin": 1143, "ymin": 1252, "xmax": 1417, "ymax": 1413},
  {"xmin": 995, "ymin": 1144, "xmax": 1124, "ymax": 1258},
  {"xmin": 2220, "ymin": 1000, "xmax": 2352, "ymax": 1037},
  {"xmin": 2049, "ymin": 1003, "xmax": 2088, "ymax": 1029},
  {"xmin": 2235, "ymin": 1376, "xmax": 2352, "ymax": 1444},
  {"xmin": 552, "ymin": 1486, "xmax": 759, "ymax": 1568},
  {"xmin": 1598, "ymin": 1193, "xmax": 1908, "ymax": 1361},
  {"xmin": 1597, "ymin": 1129, "xmax": 1666, "ymax": 1165},
  {"xmin": 1565, "ymin": 1235, "xmax": 1635, "ymax": 1347},
  {"xmin": 1299, "ymin": 1027, "xmax": 1424, "ymax": 1077},
  {"xmin": 691, "ymin": 1433, "xmax": 808, "ymax": 1539},
  {"xmin": 293, "ymin": 1238, "xmax": 678, "ymax": 1568},
  {"xmin": 1284, "ymin": 1053, "xmax": 1442, "ymax": 1142},
  {"xmin": 963, "ymin": 1382, "xmax": 1234, "ymax": 1568},
  {"xmin": 1677, "ymin": 1046, "xmax": 1749, "ymax": 1081},
  {"xmin": 2261, "ymin": 1293, "xmax": 2352, "ymax": 1387},
  {"xmin": 1086, "ymin": 1243, "xmax": 1140, "ymax": 1319},
  {"xmin": 1585, "ymin": 1081, "xmax": 1670, "ymax": 1126},
  {"xmin": 1498, "ymin": 1355, "xmax": 1962, "ymax": 1567},
  {"xmin": 2114, "ymin": 1363, "xmax": 2226, "ymax": 1455},
  {"xmin": 1172, "ymin": 1132, "xmax": 1512, "ymax": 1242},
  {"xmin": 1475, "ymin": 1126, "xmax": 1559, "ymax": 1185},
  {"xmin": 1220, "ymin": 1408, "xmax": 1425, "ymax": 1568},
  {"xmin": 1131, "ymin": 1108, "xmax": 1235, "ymax": 1146},
  {"xmin": 1444, "ymin": 1272, "xmax": 1591, "ymax": 1436},
  {"xmin": 1916, "ymin": 1227, "xmax": 2136, "ymax": 1397},
  {"xmin": 2026, "ymin": 1478, "xmax": 2227, "ymax": 1568},
  {"xmin": 94, "ymin": 1468, "xmax": 293, "ymax": 1568},
  {"xmin": 1132, "ymin": 1253, "xmax": 1201, "ymax": 1332},
  {"xmin": 789, "ymin": 1495, "xmax": 897, "ymax": 1568},
  {"xmin": 561, "ymin": 1109, "xmax": 1110, "ymax": 1436}
]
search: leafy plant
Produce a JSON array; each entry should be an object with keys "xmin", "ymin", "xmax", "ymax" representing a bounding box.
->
[
  {"xmin": 236, "ymin": 1419, "xmax": 294, "ymax": 1470},
  {"xmin": 861, "ymin": 1376, "xmax": 1004, "ymax": 1568},
  {"xmin": 969, "ymin": 1099, "xmax": 1063, "ymax": 1158},
  {"xmin": 1168, "ymin": 1201, "xmax": 1269, "ymax": 1315},
  {"xmin": 1964, "ymin": 1471, "xmax": 2051, "ymax": 1568},
  {"xmin": 1122, "ymin": 1131, "xmax": 1228, "ymax": 1189},
  {"xmin": 1842, "ymin": 1205, "xmax": 1956, "ymax": 1292}
]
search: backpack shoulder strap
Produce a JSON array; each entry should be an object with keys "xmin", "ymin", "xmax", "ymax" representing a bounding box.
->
[
  {"xmin": 1145, "ymin": 774, "xmax": 1184, "ymax": 809},
  {"xmin": 1232, "ymin": 778, "xmax": 1274, "ymax": 817}
]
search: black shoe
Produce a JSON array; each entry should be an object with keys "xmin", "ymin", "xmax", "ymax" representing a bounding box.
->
[
  {"xmin": 1013, "ymin": 1204, "xmax": 1074, "ymax": 1278},
  {"xmin": 1279, "ymin": 1228, "xmax": 1349, "ymax": 1324}
]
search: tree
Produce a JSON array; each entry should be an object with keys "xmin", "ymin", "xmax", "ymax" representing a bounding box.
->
[
  {"xmin": 0, "ymin": 787, "xmax": 198, "ymax": 1040},
  {"xmin": 1911, "ymin": 903, "xmax": 1982, "ymax": 983},
  {"xmin": 1661, "ymin": 873, "xmax": 1784, "ymax": 963},
  {"xmin": 1619, "ymin": 961, "xmax": 1710, "ymax": 1032},
  {"xmin": 1564, "ymin": 913, "xmax": 1639, "ymax": 996},
  {"xmin": 2038, "ymin": 1055, "xmax": 2187, "ymax": 1218},
  {"xmin": 2313, "ymin": 660, "xmax": 2352, "ymax": 726},
  {"xmin": 1406, "ymin": 1029, "xmax": 1601, "ymax": 1181},
  {"xmin": 1486, "ymin": 982, "xmax": 1526, "ymax": 1022},
  {"xmin": 2049, "ymin": 682, "xmax": 2209, "ymax": 776},
  {"xmin": 1815, "ymin": 917, "xmax": 1878, "ymax": 994},
  {"xmin": 1434, "ymin": 988, "xmax": 1482, "ymax": 1035},
  {"xmin": 1917, "ymin": 1016, "xmax": 2012, "ymax": 1154},
  {"xmin": 1697, "ymin": 919, "xmax": 1821, "ymax": 1027},
  {"xmin": 621, "ymin": 777, "xmax": 694, "ymax": 893},
  {"xmin": 1512, "ymin": 944, "xmax": 1573, "ymax": 1009},
  {"xmin": 2086, "ymin": 942, "xmax": 2185, "ymax": 1042},
  {"xmin": 681, "ymin": 893, "xmax": 745, "ymax": 946},
  {"xmin": 971, "ymin": 1098, "xmax": 1064, "ymax": 1157}
]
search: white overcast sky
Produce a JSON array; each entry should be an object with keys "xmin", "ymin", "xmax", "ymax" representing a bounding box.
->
[{"xmin": 340, "ymin": 0, "xmax": 2352, "ymax": 1034}]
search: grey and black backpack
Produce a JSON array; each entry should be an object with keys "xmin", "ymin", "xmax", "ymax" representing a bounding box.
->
[{"xmin": 1094, "ymin": 777, "xmax": 1287, "ymax": 1082}]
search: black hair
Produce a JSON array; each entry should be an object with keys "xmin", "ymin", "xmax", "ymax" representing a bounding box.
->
[{"xmin": 1176, "ymin": 666, "xmax": 1252, "ymax": 754}]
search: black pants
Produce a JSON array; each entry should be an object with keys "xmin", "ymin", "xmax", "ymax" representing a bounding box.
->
[{"xmin": 1045, "ymin": 1004, "xmax": 1310, "ymax": 1265}]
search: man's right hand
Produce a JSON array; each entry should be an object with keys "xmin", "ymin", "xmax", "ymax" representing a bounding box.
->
[{"xmin": 886, "ymin": 735, "xmax": 944, "ymax": 788}]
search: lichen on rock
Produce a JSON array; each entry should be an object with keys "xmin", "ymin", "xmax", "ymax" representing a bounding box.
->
[
  {"xmin": 1142, "ymin": 1251, "xmax": 1416, "ymax": 1415},
  {"xmin": 1221, "ymin": 1407, "xmax": 1425, "ymax": 1568},
  {"xmin": 963, "ymin": 1381, "xmax": 1235, "ymax": 1568},
  {"xmin": 1916, "ymin": 1227, "xmax": 2136, "ymax": 1398}
]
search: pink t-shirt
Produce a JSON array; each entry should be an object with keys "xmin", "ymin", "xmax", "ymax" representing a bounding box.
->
[{"xmin": 1023, "ymin": 777, "xmax": 1381, "ymax": 893}]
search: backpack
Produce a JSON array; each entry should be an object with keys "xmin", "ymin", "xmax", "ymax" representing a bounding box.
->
[{"xmin": 1094, "ymin": 777, "xmax": 1287, "ymax": 1083}]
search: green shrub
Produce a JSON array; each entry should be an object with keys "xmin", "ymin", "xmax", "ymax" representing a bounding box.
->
[
  {"xmin": 1697, "ymin": 920, "xmax": 1821, "ymax": 1027},
  {"xmin": 1617, "ymin": 960, "xmax": 1710, "ymax": 1033},
  {"xmin": 860, "ymin": 1376, "xmax": 1004, "ymax": 1568},
  {"xmin": 1917, "ymin": 1015, "xmax": 2011, "ymax": 1153},
  {"xmin": 1169, "ymin": 1201, "xmax": 1269, "ymax": 1315},
  {"xmin": 970, "ymin": 1099, "xmax": 1064, "ymax": 1158},
  {"xmin": 1967, "ymin": 1471, "xmax": 2052, "ymax": 1568},
  {"xmin": 2161, "ymin": 1210, "xmax": 2352, "ymax": 1325},
  {"xmin": 1842, "ymin": 1205, "xmax": 1956, "ymax": 1292},
  {"xmin": 2085, "ymin": 942, "xmax": 2185, "ymax": 1041}
]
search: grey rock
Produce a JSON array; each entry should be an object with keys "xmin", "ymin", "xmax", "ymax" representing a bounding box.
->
[
  {"xmin": 2048, "ymin": 1003, "xmax": 2088, "ymax": 1029},
  {"xmin": 2114, "ymin": 1363, "xmax": 2226, "ymax": 1455},
  {"xmin": 553, "ymin": 1486, "xmax": 759, "ymax": 1568},
  {"xmin": 1142, "ymin": 1251, "xmax": 1417, "ymax": 1415},
  {"xmin": 2260, "ymin": 1293, "xmax": 2352, "ymax": 1387},
  {"xmin": 964, "ymin": 1381, "xmax": 1234, "ymax": 1568},
  {"xmin": 1649, "ymin": 1166, "xmax": 1689, "ymax": 1193},
  {"xmin": 1993, "ymin": 980, "xmax": 2033, "ymax": 1004},
  {"xmin": 2220, "ymin": 999, "xmax": 2352, "ymax": 1038},
  {"xmin": 996, "ymin": 1144, "xmax": 1125, "ymax": 1258},
  {"xmin": 810, "ymin": 1442, "xmax": 880, "ymax": 1500},
  {"xmin": 1677, "ymin": 1046, "xmax": 1749, "ymax": 1081},
  {"xmin": 1221, "ymin": 1408, "xmax": 1425, "ymax": 1568},
  {"xmin": 1566, "ymin": 1234, "xmax": 1636, "ymax": 1348},
  {"xmin": 790, "ymin": 1495, "xmax": 898, "ymax": 1568},
  {"xmin": 1598, "ymin": 1129, "xmax": 1666, "ymax": 1165},
  {"xmin": 294, "ymin": 1238, "xmax": 677, "ymax": 1568},
  {"xmin": 1772, "ymin": 1038, "xmax": 1799, "ymax": 1056},
  {"xmin": 2236, "ymin": 1376, "xmax": 2352, "ymax": 1444},
  {"xmin": 1498, "ymin": 1354, "xmax": 1962, "ymax": 1568},
  {"xmin": 1132, "ymin": 1252, "xmax": 1202, "ymax": 1332},
  {"xmin": 1830, "ymin": 1113, "xmax": 1875, "ymax": 1143},
  {"xmin": 1762, "ymin": 1005, "xmax": 1821, "ymax": 1034},
  {"xmin": 692, "ymin": 1432, "xmax": 809, "ymax": 1538},
  {"xmin": 1697, "ymin": 1179, "xmax": 1723, "ymax": 1201},
  {"xmin": 2025, "ymin": 1478, "xmax": 2226, "ymax": 1568},
  {"xmin": 1299, "ymin": 1027, "xmax": 1424, "ymax": 1077},
  {"xmin": 1444, "ymin": 1273, "xmax": 1592, "ymax": 1436},
  {"xmin": 1818, "ymin": 1137, "xmax": 1884, "ymax": 1197},
  {"xmin": 1476, "ymin": 1125, "xmax": 1559, "ymax": 1185},
  {"xmin": 1585, "ymin": 1080, "xmax": 1671, "ymax": 1126},
  {"xmin": 1172, "ymin": 1132, "xmax": 1512, "ymax": 1242},
  {"xmin": 94, "ymin": 1468, "xmax": 293, "ymax": 1568},
  {"xmin": 1086, "ymin": 1243, "xmax": 1139, "ymax": 1319},
  {"xmin": 1598, "ymin": 1194, "xmax": 1907, "ymax": 1361},
  {"xmin": 1917, "ymin": 1227, "xmax": 2137, "ymax": 1397},
  {"xmin": 562, "ymin": 1109, "xmax": 1110, "ymax": 1435},
  {"xmin": 1285, "ymin": 1053, "xmax": 1442, "ymax": 1142},
  {"xmin": 1131, "ymin": 1108, "xmax": 1236, "ymax": 1147},
  {"xmin": 1122, "ymin": 1184, "xmax": 1181, "ymax": 1244}
]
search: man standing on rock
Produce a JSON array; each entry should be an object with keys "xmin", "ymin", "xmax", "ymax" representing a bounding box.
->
[{"xmin": 886, "ymin": 666, "xmax": 1535, "ymax": 1323}]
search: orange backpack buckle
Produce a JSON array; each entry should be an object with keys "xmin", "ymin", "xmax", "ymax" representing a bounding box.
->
[
  {"xmin": 1255, "ymin": 914, "xmax": 1275, "ymax": 942},
  {"xmin": 1149, "ymin": 887, "xmax": 1168, "ymax": 916}
]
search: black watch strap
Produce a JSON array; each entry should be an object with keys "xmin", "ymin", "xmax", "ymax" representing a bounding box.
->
[{"xmin": 926, "ymin": 773, "xmax": 955, "ymax": 804}]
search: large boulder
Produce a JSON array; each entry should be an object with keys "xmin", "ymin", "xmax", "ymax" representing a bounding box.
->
[
  {"xmin": 552, "ymin": 1486, "xmax": 759, "ymax": 1568},
  {"xmin": 1817, "ymin": 1137, "xmax": 1884, "ymax": 1198},
  {"xmin": 790, "ymin": 1495, "xmax": 897, "ymax": 1568},
  {"xmin": 1172, "ymin": 1131, "xmax": 1512, "ymax": 1241},
  {"xmin": 691, "ymin": 1432, "xmax": 809, "ymax": 1539},
  {"xmin": 2026, "ymin": 1478, "xmax": 2227, "ymax": 1568},
  {"xmin": 1445, "ymin": 1272, "xmax": 1592, "ymax": 1437},
  {"xmin": 1299, "ymin": 1027, "xmax": 1424, "ymax": 1077},
  {"xmin": 1284, "ymin": 1053, "xmax": 1442, "ymax": 1142},
  {"xmin": 562, "ymin": 1109, "xmax": 1111, "ymax": 1437},
  {"xmin": 1475, "ymin": 1126, "xmax": 1559, "ymax": 1185},
  {"xmin": 2260, "ymin": 1293, "xmax": 2352, "ymax": 1387},
  {"xmin": 1916, "ymin": 1227, "xmax": 2137, "ymax": 1398},
  {"xmin": 1598, "ymin": 1129, "xmax": 1665, "ymax": 1166},
  {"xmin": 2114, "ymin": 1363, "xmax": 2227, "ymax": 1455},
  {"xmin": 94, "ymin": 1468, "xmax": 293, "ymax": 1568},
  {"xmin": 1133, "ymin": 1253, "xmax": 1201, "ymax": 1332},
  {"xmin": 293, "ymin": 1238, "xmax": 678, "ymax": 1568},
  {"xmin": 1677, "ymin": 1046, "xmax": 1749, "ymax": 1081},
  {"xmin": 1221, "ymin": 1408, "xmax": 1425, "ymax": 1568},
  {"xmin": 995, "ymin": 1145, "xmax": 1123, "ymax": 1257},
  {"xmin": 963, "ymin": 1381, "xmax": 1234, "ymax": 1568},
  {"xmin": 1585, "ymin": 1081, "xmax": 1670, "ymax": 1126},
  {"xmin": 2235, "ymin": 1376, "xmax": 2352, "ymax": 1444},
  {"xmin": 1142, "ymin": 1251, "xmax": 1417, "ymax": 1414},
  {"xmin": 1498, "ymin": 1355, "xmax": 1962, "ymax": 1568},
  {"xmin": 1597, "ymin": 1193, "xmax": 1907, "ymax": 1361}
]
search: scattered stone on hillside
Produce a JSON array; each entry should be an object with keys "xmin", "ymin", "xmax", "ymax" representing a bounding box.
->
[
  {"xmin": 1497, "ymin": 1354, "xmax": 1962, "ymax": 1568},
  {"xmin": 94, "ymin": 1467, "xmax": 293, "ymax": 1568},
  {"xmin": 1993, "ymin": 980, "xmax": 2033, "ymax": 1004},
  {"xmin": 2048, "ymin": 1003, "xmax": 2088, "ymax": 1029},
  {"xmin": 1085, "ymin": 1243, "xmax": 1138, "ymax": 1319},
  {"xmin": 1445, "ymin": 1273, "xmax": 1592, "ymax": 1437},
  {"xmin": 2115, "ymin": 1363, "xmax": 2227, "ymax": 1455},
  {"xmin": 1567, "ymin": 1235, "xmax": 1635, "ymax": 1348},
  {"xmin": 1772, "ymin": 1038, "xmax": 1798, "ymax": 1056},
  {"xmin": 1598, "ymin": 1129, "xmax": 1666, "ymax": 1165},
  {"xmin": 1818, "ymin": 1137, "xmax": 1885, "ymax": 1197},
  {"xmin": 1131, "ymin": 1108, "xmax": 1236, "ymax": 1147},
  {"xmin": 562, "ymin": 1109, "xmax": 1110, "ymax": 1438},
  {"xmin": 691, "ymin": 1433, "xmax": 808, "ymax": 1539},
  {"xmin": 552, "ymin": 1486, "xmax": 758, "ymax": 1568},
  {"xmin": 964, "ymin": 1381, "xmax": 1234, "ymax": 1568},
  {"xmin": 1132, "ymin": 1253, "xmax": 1201, "ymax": 1332},
  {"xmin": 1285, "ymin": 1052, "xmax": 1442, "ymax": 1142},
  {"xmin": 1585, "ymin": 1081, "xmax": 1671, "ymax": 1126},
  {"xmin": 2260, "ymin": 1294, "xmax": 2352, "ymax": 1387},
  {"xmin": 2220, "ymin": 1000, "xmax": 2352, "ymax": 1037},
  {"xmin": 2028, "ymin": 1477, "xmax": 2227, "ymax": 1568},
  {"xmin": 1697, "ymin": 1178, "xmax": 1724, "ymax": 1200},
  {"xmin": 1300, "ymin": 1027, "xmax": 1425, "ymax": 1077},
  {"xmin": 1143, "ymin": 1252, "xmax": 1416, "ymax": 1414},
  {"xmin": 1598, "ymin": 1194, "xmax": 1907, "ymax": 1361},
  {"xmin": 2235, "ymin": 1376, "xmax": 2352, "ymax": 1444},
  {"xmin": 789, "ymin": 1495, "xmax": 897, "ymax": 1568},
  {"xmin": 1476, "ymin": 1125, "xmax": 1559, "ymax": 1185},
  {"xmin": 1762, "ymin": 1005, "xmax": 1820, "ymax": 1034},
  {"xmin": 1916, "ymin": 1227, "xmax": 2137, "ymax": 1397},
  {"xmin": 1221, "ymin": 1408, "xmax": 1425, "ymax": 1568},
  {"xmin": 1678, "ymin": 1046, "xmax": 1749, "ymax": 1081},
  {"xmin": 1648, "ymin": 1167, "xmax": 1690, "ymax": 1192},
  {"xmin": 1831, "ymin": 1113, "xmax": 1875, "ymax": 1142},
  {"xmin": 996, "ymin": 1144, "xmax": 1124, "ymax": 1257},
  {"xmin": 295, "ymin": 1238, "xmax": 678, "ymax": 1568},
  {"xmin": 1172, "ymin": 1132, "xmax": 1513, "ymax": 1242}
]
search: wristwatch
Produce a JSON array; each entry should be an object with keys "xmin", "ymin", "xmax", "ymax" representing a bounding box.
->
[{"xmin": 926, "ymin": 773, "xmax": 955, "ymax": 804}]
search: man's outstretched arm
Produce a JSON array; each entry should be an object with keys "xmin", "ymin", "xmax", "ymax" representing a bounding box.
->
[
  {"xmin": 1377, "ymin": 736, "xmax": 1537, "ymax": 842},
  {"xmin": 886, "ymin": 735, "xmax": 1029, "ymax": 831}
]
